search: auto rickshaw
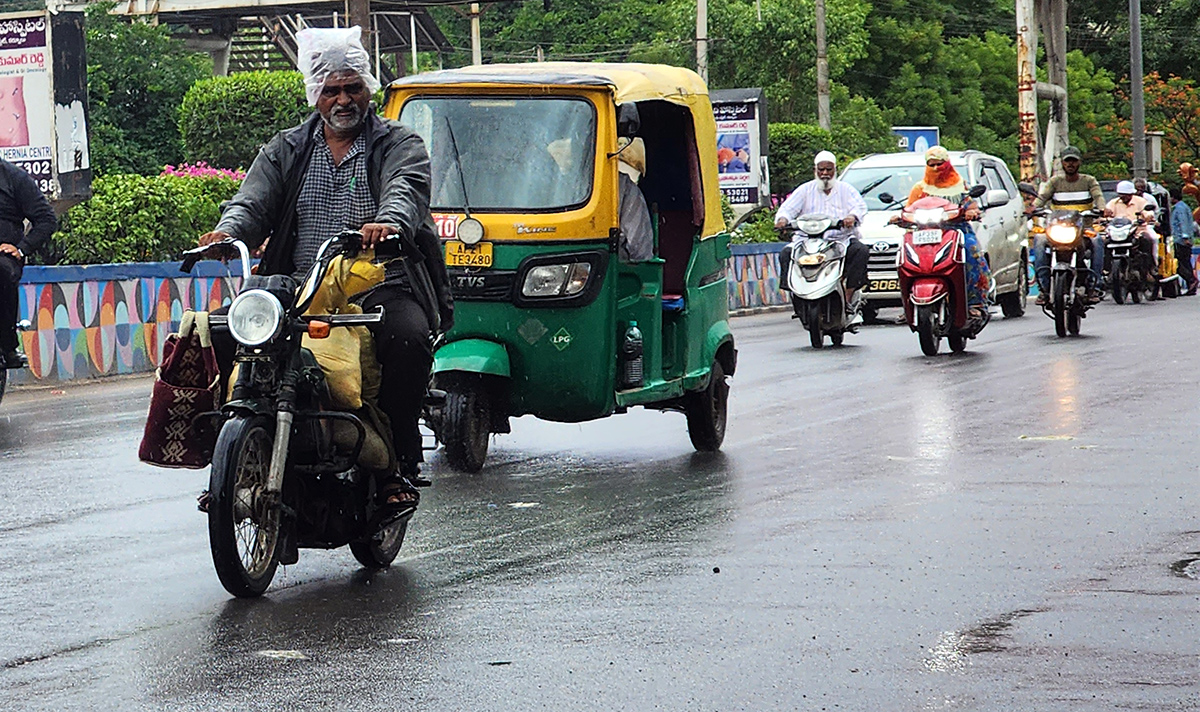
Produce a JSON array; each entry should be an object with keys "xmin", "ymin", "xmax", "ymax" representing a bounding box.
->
[{"xmin": 384, "ymin": 63, "xmax": 737, "ymax": 471}]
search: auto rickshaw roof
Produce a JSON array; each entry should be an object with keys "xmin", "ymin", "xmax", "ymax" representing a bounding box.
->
[{"xmin": 388, "ymin": 62, "xmax": 710, "ymax": 107}]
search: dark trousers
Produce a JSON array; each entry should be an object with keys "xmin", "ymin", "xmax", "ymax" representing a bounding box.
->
[
  {"xmin": 779, "ymin": 239, "xmax": 869, "ymax": 292},
  {"xmin": 212, "ymin": 284, "xmax": 433, "ymax": 471},
  {"xmin": 0, "ymin": 253, "xmax": 21, "ymax": 352},
  {"xmin": 1175, "ymin": 243, "xmax": 1196, "ymax": 290}
]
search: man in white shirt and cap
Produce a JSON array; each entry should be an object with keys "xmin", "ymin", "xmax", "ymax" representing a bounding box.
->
[
  {"xmin": 199, "ymin": 26, "xmax": 452, "ymax": 514},
  {"xmin": 774, "ymin": 150, "xmax": 870, "ymax": 320}
]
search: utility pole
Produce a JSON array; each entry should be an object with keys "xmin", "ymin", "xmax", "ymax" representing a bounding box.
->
[
  {"xmin": 1130, "ymin": 0, "xmax": 1147, "ymax": 179},
  {"xmin": 347, "ymin": 0, "xmax": 370, "ymax": 34},
  {"xmin": 814, "ymin": 0, "xmax": 830, "ymax": 130},
  {"xmin": 696, "ymin": 0, "xmax": 708, "ymax": 83},
  {"xmin": 470, "ymin": 2, "xmax": 482, "ymax": 66},
  {"xmin": 1016, "ymin": 0, "xmax": 1039, "ymax": 181}
]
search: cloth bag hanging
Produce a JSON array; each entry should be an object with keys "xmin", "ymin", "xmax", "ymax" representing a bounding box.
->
[{"xmin": 138, "ymin": 311, "xmax": 220, "ymax": 469}]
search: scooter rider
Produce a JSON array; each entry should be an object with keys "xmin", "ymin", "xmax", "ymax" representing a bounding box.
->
[
  {"xmin": 774, "ymin": 150, "xmax": 869, "ymax": 321},
  {"xmin": 198, "ymin": 27, "xmax": 453, "ymax": 514},
  {"xmin": 1104, "ymin": 180, "xmax": 1159, "ymax": 277},
  {"xmin": 1030, "ymin": 146, "xmax": 1106, "ymax": 304}
]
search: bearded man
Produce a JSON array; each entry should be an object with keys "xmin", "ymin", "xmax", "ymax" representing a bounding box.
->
[
  {"xmin": 773, "ymin": 150, "xmax": 869, "ymax": 320},
  {"xmin": 199, "ymin": 26, "xmax": 452, "ymax": 513}
]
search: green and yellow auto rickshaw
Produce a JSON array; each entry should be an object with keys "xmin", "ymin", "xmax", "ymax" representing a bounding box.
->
[{"xmin": 384, "ymin": 62, "xmax": 737, "ymax": 471}]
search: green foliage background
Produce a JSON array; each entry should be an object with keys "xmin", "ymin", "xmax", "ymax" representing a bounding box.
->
[{"xmin": 180, "ymin": 71, "xmax": 309, "ymax": 170}]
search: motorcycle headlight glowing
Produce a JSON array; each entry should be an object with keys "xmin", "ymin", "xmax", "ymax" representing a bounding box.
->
[
  {"xmin": 227, "ymin": 289, "xmax": 284, "ymax": 346},
  {"xmin": 913, "ymin": 208, "xmax": 946, "ymax": 226},
  {"xmin": 521, "ymin": 262, "xmax": 592, "ymax": 298},
  {"xmin": 796, "ymin": 217, "xmax": 833, "ymax": 235},
  {"xmin": 1048, "ymin": 225, "xmax": 1078, "ymax": 246}
]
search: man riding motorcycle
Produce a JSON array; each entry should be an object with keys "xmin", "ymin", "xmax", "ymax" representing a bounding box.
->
[
  {"xmin": 774, "ymin": 150, "xmax": 869, "ymax": 323},
  {"xmin": 198, "ymin": 27, "xmax": 453, "ymax": 516},
  {"xmin": 1104, "ymin": 179, "xmax": 1159, "ymax": 282},
  {"xmin": 1030, "ymin": 146, "xmax": 1106, "ymax": 304}
]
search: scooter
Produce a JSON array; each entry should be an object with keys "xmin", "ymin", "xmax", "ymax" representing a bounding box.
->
[
  {"xmin": 1031, "ymin": 207, "xmax": 1101, "ymax": 337},
  {"xmin": 784, "ymin": 213, "xmax": 856, "ymax": 348},
  {"xmin": 1101, "ymin": 216, "xmax": 1153, "ymax": 304},
  {"xmin": 0, "ymin": 320, "xmax": 30, "ymax": 407},
  {"xmin": 895, "ymin": 186, "xmax": 989, "ymax": 356}
]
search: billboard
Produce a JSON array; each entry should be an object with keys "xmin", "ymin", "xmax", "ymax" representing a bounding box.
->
[
  {"xmin": 892, "ymin": 126, "xmax": 940, "ymax": 154},
  {"xmin": 712, "ymin": 88, "xmax": 769, "ymax": 207}
]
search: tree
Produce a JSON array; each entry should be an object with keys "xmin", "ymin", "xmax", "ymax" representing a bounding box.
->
[{"xmin": 85, "ymin": 2, "xmax": 211, "ymax": 175}]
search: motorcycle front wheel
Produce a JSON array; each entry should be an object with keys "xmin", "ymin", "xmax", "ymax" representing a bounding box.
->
[
  {"xmin": 916, "ymin": 304, "xmax": 940, "ymax": 356},
  {"xmin": 1052, "ymin": 273, "xmax": 1068, "ymax": 337},
  {"xmin": 806, "ymin": 301, "xmax": 823, "ymax": 349},
  {"xmin": 1111, "ymin": 257, "xmax": 1126, "ymax": 304},
  {"xmin": 208, "ymin": 415, "xmax": 281, "ymax": 598},
  {"xmin": 351, "ymin": 519, "xmax": 409, "ymax": 569}
]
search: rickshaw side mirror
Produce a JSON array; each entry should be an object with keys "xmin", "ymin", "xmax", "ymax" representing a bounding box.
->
[{"xmin": 617, "ymin": 103, "xmax": 641, "ymax": 138}]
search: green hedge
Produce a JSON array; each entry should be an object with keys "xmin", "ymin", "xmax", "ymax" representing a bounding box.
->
[
  {"xmin": 768, "ymin": 122, "xmax": 899, "ymax": 197},
  {"xmin": 54, "ymin": 174, "xmax": 242, "ymax": 264},
  {"xmin": 180, "ymin": 71, "xmax": 309, "ymax": 170}
]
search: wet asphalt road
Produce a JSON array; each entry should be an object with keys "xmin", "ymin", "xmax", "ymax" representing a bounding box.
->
[{"xmin": 2, "ymin": 297, "xmax": 1200, "ymax": 711}]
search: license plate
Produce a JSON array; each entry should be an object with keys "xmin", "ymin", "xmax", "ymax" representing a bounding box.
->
[
  {"xmin": 445, "ymin": 241, "xmax": 493, "ymax": 268},
  {"xmin": 912, "ymin": 229, "xmax": 942, "ymax": 245},
  {"xmin": 867, "ymin": 278, "xmax": 899, "ymax": 292}
]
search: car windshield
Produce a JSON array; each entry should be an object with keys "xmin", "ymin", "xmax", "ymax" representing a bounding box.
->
[
  {"xmin": 841, "ymin": 160, "xmax": 967, "ymax": 210},
  {"xmin": 399, "ymin": 96, "xmax": 597, "ymax": 212}
]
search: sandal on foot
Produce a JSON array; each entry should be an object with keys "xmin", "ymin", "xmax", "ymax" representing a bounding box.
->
[{"xmin": 378, "ymin": 475, "xmax": 419, "ymax": 513}]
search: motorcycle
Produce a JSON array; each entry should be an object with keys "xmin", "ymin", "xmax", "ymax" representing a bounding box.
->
[
  {"xmin": 180, "ymin": 232, "xmax": 413, "ymax": 598},
  {"xmin": 0, "ymin": 319, "xmax": 30, "ymax": 406},
  {"xmin": 1031, "ymin": 207, "xmax": 1101, "ymax": 337},
  {"xmin": 1100, "ymin": 216, "xmax": 1153, "ymax": 304},
  {"xmin": 784, "ymin": 213, "xmax": 856, "ymax": 349},
  {"xmin": 895, "ymin": 186, "xmax": 990, "ymax": 356}
]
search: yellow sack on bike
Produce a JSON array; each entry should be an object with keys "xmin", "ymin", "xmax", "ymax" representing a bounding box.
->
[{"xmin": 302, "ymin": 253, "xmax": 386, "ymax": 410}]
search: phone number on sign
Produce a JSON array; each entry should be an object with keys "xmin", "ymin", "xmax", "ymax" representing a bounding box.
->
[{"xmin": 14, "ymin": 159, "xmax": 52, "ymax": 193}]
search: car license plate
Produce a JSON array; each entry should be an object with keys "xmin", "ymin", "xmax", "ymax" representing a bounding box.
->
[
  {"xmin": 867, "ymin": 278, "xmax": 899, "ymax": 292},
  {"xmin": 445, "ymin": 241, "xmax": 493, "ymax": 268},
  {"xmin": 912, "ymin": 229, "xmax": 942, "ymax": 245}
]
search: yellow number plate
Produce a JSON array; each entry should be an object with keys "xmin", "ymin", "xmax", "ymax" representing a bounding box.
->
[{"xmin": 445, "ymin": 241, "xmax": 493, "ymax": 268}]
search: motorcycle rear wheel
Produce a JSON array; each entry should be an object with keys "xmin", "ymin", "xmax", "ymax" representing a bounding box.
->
[
  {"xmin": 1052, "ymin": 274, "xmax": 1068, "ymax": 337},
  {"xmin": 209, "ymin": 416, "xmax": 281, "ymax": 598},
  {"xmin": 948, "ymin": 332, "xmax": 967, "ymax": 353},
  {"xmin": 350, "ymin": 519, "xmax": 409, "ymax": 569},
  {"xmin": 916, "ymin": 305, "xmax": 940, "ymax": 356}
]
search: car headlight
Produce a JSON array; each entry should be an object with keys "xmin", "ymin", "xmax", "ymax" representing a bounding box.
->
[
  {"xmin": 521, "ymin": 262, "xmax": 592, "ymax": 298},
  {"xmin": 227, "ymin": 289, "xmax": 284, "ymax": 346},
  {"xmin": 1048, "ymin": 225, "xmax": 1078, "ymax": 246},
  {"xmin": 913, "ymin": 208, "xmax": 945, "ymax": 225}
]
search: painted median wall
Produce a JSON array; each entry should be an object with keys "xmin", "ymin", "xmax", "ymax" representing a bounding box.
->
[{"xmin": 14, "ymin": 245, "xmax": 786, "ymax": 384}]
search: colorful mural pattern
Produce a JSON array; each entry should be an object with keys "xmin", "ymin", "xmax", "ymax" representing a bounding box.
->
[{"xmin": 727, "ymin": 243, "xmax": 787, "ymax": 311}]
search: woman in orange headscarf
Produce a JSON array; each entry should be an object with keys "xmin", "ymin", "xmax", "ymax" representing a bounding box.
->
[{"xmin": 903, "ymin": 146, "xmax": 991, "ymax": 316}]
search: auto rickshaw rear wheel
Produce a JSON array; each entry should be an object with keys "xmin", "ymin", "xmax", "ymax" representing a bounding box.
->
[
  {"xmin": 685, "ymin": 360, "xmax": 728, "ymax": 452},
  {"xmin": 440, "ymin": 380, "xmax": 491, "ymax": 473}
]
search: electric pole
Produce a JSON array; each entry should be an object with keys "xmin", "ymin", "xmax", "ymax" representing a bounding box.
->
[
  {"xmin": 1130, "ymin": 0, "xmax": 1147, "ymax": 179},
  {"xmin": 470, "ymin": 2, "xmax": 482, "ymax": 66},
  {"xmin": 815, "ymin": 0, "xmax": 830, "ymax": 130},
  {"xmin": 696, "ymin": 0, "xmax": 708, "ymax": 83},
  {"xmin": 347, "ymin": 0, "xmax": 370, "ymax": 34}
]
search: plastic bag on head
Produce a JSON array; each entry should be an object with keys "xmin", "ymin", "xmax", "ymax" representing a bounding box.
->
[{"xmin": 296, "ymin": 26, "xmax": 381, "ymax": 106}]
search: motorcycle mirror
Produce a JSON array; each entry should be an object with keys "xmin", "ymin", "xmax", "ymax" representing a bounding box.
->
[
  {"xmin": 1018, "ymin": 182, "xmax": 1039, "ymax": 198},
  {"xmin": 879, "ymin": 192, "xmax": 895, "ymax": 205},
  {"xmin": 617, "ymin": 103, "xmax": 641, "ymax": 138},
  {"xmin": 969, "ymin": 184, "xmax": 987, "ymax": 198}
]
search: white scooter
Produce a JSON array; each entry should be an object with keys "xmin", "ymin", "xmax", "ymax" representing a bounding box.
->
[
  {"xmin": 785, "ymin": 214, "xmax": 857, "ymax": 348},
  {"xmin": 0, "ymin": 319, "xmax": 31, "ymax": 407}
]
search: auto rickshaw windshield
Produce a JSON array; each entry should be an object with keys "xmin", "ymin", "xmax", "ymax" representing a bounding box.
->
[{"xmin": 399, "ymin": 96, "xmax": 597, "ymax": 212}]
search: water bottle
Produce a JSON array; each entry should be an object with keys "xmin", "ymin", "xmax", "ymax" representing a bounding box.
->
[{"xmin": 621, "ymin": 321, "xmax": 644, "ymax": 389}]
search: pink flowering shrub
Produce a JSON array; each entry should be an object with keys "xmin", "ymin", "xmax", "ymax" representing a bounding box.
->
[{"xmin": 160, "ymin": 161, "xmax": 246, "ymax": 180}]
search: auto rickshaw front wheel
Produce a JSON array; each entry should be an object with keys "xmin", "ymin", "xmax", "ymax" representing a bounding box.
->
[
  {"xmin": 685, "ymin": 360, "xmax": 729, "ymax": 452},
  {"xmin": 439, "ymin": 380, "xmax": 492, "ymax": 473}
]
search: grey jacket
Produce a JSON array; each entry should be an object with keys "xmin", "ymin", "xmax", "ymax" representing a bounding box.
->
[{"xmin": 216, "ymin": 112, "xmax": 453, "ymax": 330}]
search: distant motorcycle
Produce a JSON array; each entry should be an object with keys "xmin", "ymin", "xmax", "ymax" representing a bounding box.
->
[
  {"xmin": 895, "ymin": 186, "xmax": 990, "ymax": 356},
  {"xmin": 1100, "ymin": 216, "xmax": 1152, "ymax": 304},
  {"xmin": 181, "ymin": 233, "xmax": 413, "ymax": 598},
  {"xmin": 0, "ymin": 320, "xmax": 30, "ymax": 407},
  {"xmin": 1031, "ymin": 207, "xmax": 1101, "ymax": 337},
  {"xmin": 783, "ymin": 213, "xmax": 856, "ymax": 349}
]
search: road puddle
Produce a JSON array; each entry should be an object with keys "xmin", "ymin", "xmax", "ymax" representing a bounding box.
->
[{"xmin": 924, "ymin": 608, "xmax": 1046, "ymax": 672}]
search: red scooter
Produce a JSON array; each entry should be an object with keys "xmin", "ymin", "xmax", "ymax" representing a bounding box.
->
[{"xmin": 895, "ymin": 186, "xmax": 988, "ymax": 355}]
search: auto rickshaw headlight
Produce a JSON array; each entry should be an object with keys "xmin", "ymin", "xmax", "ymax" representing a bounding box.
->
[
  {"xmin": 521, "ymin": 261, "xmax": 593, "ymax": 298},
  {"xmin": 227, "ymin": 289, "xmax": 284, "ymax": 346},
  {"xmin": 458, "ymin": 217, "xmax": 485, "ymax": 245}
]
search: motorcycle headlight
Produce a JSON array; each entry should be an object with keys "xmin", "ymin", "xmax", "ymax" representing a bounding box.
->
[
  {"xmin": 227, "ymin": 289, "xmax": 284, "ymax": 346},
  {"xmin": 913, "ymin": 208, "xmax": 945, "ymax": 226},
  {"xmin": 796, "ymin": 217, "xmax": 833, "ymax": 235},
  {"xmin": 1048, "ymin": 225, "xmax": 1078, "ymax": 246},
  {"xmin": 521, "ymin": 262, "xmax": 592, "ymax": 298}
]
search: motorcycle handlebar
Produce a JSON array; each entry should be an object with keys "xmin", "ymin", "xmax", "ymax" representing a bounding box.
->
[{"xmin": 180, "ymin": 238, "xmax": 252, "ymax": 278}]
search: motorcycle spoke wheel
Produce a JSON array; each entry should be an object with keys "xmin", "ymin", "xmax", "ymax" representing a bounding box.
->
[
  {"xmin": 209, "ymin": 417, "xmax": 280, "ymax": 597},
  {"xmin": 1053, "ymin": 275, "xmax": 1068, "ymax": 338}
]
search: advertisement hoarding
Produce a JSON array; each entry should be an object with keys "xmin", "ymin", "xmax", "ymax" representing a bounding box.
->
[{"xmin": 712, "ymin": 88, "xmax": 769, "ymax": 208}]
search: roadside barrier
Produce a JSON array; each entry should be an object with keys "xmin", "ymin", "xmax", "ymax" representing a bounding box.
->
[{"xmin": 14, "ymin": 247, "xmax": 786, "ymax": 384}]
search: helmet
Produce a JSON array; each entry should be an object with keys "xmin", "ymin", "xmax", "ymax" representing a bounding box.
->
[{"xmin": 1116, "ymin": 180, "xmax": 1136, "ymax": 195}]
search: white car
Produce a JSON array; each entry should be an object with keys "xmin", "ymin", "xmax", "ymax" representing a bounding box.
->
[{"xmin": 840, "ymin": 150, "xmax": 1030, "ymax": 321}]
